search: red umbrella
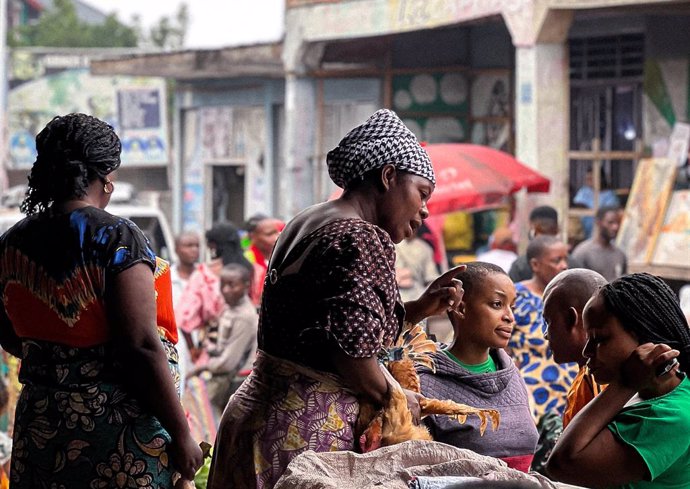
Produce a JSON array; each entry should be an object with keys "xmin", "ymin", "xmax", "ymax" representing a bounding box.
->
[{"xmin": 423, "ymin": 143, "xmax": 550, "ymax": 214}]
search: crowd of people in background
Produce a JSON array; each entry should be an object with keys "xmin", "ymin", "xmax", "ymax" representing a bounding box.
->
[{"xmin": 0, "ymin": 110, "xmax": 689, "ymax": 489}]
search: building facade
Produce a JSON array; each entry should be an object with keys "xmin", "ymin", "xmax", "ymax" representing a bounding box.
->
[{"xmin": 86, "ymin": 0, "xmax": 690, "ymax": 256}]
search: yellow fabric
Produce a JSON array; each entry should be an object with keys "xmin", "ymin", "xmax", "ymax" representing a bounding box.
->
[
  {"xmin": 563, "ymin": 367, "xmax": 605, "ymax": 428},
  {"xmin": 443, "ymin": 212, "xmax": 474, "ymax": 251}
]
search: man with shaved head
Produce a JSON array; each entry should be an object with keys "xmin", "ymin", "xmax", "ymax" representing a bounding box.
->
[{"xmin": 542, "ymin": 268, "xmax": 607, "ymax": 427}]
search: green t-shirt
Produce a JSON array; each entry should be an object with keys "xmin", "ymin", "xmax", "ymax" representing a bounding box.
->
[
  {"xmin": 608, "ymin": 375, "xmax": 690, "ymax": 489},
  {"xmin": 443, "ymin": 349, "xmax": 497, "ymax": 373}
]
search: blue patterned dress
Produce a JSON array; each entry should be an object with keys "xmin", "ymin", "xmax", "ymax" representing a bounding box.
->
[
  {"xmin": 0, "ymin": 206, "xmax": 179, "ymax": 488},
  {"xmin": 508, "ymin": 282, "xmax": 578, "ymax": 420}
]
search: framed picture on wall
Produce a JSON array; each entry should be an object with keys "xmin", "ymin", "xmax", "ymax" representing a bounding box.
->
[
  {"xmin": 469, "ymin": 72, "xmax": 512, "ymax": 151},
  {"xmin": 616, "ymin": 158, "xmax": 677, "ymax": 264},
  {"xmin": 651, "ymin": 190, "xmax": 690, "ymax": 268}
]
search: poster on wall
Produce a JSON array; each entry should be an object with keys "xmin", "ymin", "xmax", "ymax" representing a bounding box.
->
[
  {"xmin": 200, "ymin": 106, "xmax": 234, "ymax": 162},
  {"xmin": 182, "ymin": 109, "xmax": 204, "ymax": 234},
  {"xmin": 616, "ymin": 158, "xmax": 677, "ymax": 264},
  {"xmin": 651, "ymin": 190, "xmax": 690, "ymax": 268},
  {"xmin": 8, "ymin": 49, "xmax": 168, "ymax": 169}
]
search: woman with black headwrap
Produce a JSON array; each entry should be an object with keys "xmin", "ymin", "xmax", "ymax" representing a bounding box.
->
[
  {"xmin": 547, "ymin": 273, "xmax": 690, "ymax": 488},
  {"xmin": 207, "ymin": 109, "xmax": 464, "ymax": 489},
  {"xmin": 0, "ymin": 114, "xmax": 202, "ymax": 487}
]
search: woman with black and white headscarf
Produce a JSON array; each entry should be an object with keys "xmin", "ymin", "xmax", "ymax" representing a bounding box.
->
[{"xmin": 207, "ymin": 109, "xmax": 464, "ymax": 489}]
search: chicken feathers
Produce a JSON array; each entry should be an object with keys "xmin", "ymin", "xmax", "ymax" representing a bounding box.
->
[{"xmin": 357, "ymin": 322, "xmax": 501, "ymax": 452}]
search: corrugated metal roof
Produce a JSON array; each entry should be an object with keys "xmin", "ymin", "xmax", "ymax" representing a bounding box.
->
[{"xmin": 90, "ymin": 42, "xmax": 285, "ymax": 80}]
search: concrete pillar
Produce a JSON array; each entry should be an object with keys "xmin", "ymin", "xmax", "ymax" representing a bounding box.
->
[
  {"xmin": 503, "ymin": 6, "xmax": 573, "ymax": 242},
  {"xmin": 263, "ymin": 83, "xmax": 276, "ymax": 217},
  {"xmin": 281, "ymin": 73, "xmax": 316, "ymax": 218},
  {"xmin": 515, "ymin": 43, "xmax": 570, "ymax": 214},
  {"xmin": 281, "ymin": 16, "xmax": 327, "ymax": 219}
]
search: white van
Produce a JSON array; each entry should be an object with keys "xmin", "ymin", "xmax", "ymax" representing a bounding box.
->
[{"xmin": 0, "ymin": 185, "xmax": 176, "ymax": 263}]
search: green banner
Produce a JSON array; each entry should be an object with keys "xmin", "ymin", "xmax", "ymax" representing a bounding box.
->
[{"xmin": 644, "ymin": 59, "xmax": 676, "ymax": 128}]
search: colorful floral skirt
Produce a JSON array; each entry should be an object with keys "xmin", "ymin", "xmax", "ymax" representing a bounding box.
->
[
  {"xmin": 207, "ymin": 350, "xmax": 359, "ymax": 489},
  {"xmin": 11, "ymin": 338, "xmax": 179, "ymax": 488}
]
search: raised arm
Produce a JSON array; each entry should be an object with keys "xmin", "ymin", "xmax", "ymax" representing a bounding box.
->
[
  {"xmin": 106, "ymin": 263, "xmax": 202, "ymax": 480},
  {"xmin": 547, "ymin": 343, "xmax": 682, "ymax": 487},
  {"xmin": 545, "ymin": 383, "xmax": 645, "ymax": 487},
  {"xmin": 405, "ymin": 265, "xmax": 465, "ymax": 324}
]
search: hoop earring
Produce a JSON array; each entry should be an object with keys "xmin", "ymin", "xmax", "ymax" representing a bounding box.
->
[{"xmin": 103, "ymin": 179, "xmax": 114, "ymax": 194}]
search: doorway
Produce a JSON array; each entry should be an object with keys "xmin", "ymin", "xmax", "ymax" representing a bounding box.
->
[{"xmin": 207, "ymin": 164, "xmax": 246, "ymax": 227}]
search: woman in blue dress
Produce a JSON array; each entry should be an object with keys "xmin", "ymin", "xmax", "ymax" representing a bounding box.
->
[{"xmin": 0, "ymin": 113, "xmax": 202, "ymax": 487}]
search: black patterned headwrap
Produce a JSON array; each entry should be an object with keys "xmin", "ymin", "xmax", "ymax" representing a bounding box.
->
[{"xmin": 326, "ymin": 109, "xmax": 435, "ymax": 189}]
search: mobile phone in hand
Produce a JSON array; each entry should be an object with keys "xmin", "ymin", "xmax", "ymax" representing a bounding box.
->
[{"xmin": 656, "ymin": 358, "xmax": 679, "ymax": 377}]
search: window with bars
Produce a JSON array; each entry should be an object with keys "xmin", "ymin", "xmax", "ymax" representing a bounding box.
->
[
  {"xmin": 570, "ymin": 33, "xmax": 644, "ymax": 82},
  {"xmin": 567, "ymin": 33, "xmax": 645, "ymax": 247}
]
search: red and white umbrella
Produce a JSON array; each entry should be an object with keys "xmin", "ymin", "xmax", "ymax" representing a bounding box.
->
[{"xmin": 423, "ymin": 143, "xmax": 550, "ymax": 214}]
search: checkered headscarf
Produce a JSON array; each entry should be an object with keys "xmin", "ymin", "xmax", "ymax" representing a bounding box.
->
[{"xmin": 327, "ymin": 109, "xmax": 435, "ymax": 189}]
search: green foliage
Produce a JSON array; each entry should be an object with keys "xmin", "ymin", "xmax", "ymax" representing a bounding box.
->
[
  {"xmin": 9, "ymin": 0, "xmax": 138, "ymax": 48},
  {"xmin": 137, "ymin": 3, "xmax": 189, "ymax": 49},
  {"xmin": 193, "ymin": 442, "xmax": 213, "ymax": 489},
  {"xmin": 7, "ymin": 0, "xmax": 189, "ymax": 49}
]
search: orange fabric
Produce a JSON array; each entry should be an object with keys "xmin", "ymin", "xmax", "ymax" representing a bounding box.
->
[
  {"xmin": 4, "ymin": 282, "xmax": 110, "ymax": 347},
  {"xmin": 563, "ymin": 367, "xmax": 605, "ymax": 428},
  {"xmin": 154, "ymin": 257, "xmax": 178, "ymax": 344},
  {"xmin": 2, "ymin": 247, "xmax": 111, "ymax": 346},
  {"xmin": 7, "ymin": 257, "xmax": 178, "ymax": 347}
]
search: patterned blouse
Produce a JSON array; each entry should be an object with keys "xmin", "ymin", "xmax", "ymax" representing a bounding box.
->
[
  {"xmin": 0, "ymin": 206, "xmax": 156, "ymax": 347},
  {"xmin": 0, "ymin": 206, "xmax": 179, "ymax": 489},
  {"xmin": 259, "ymin": 218, "xmax": 404, "ymax": 372},
  {"xmin": 509, "ymin": 282, "xmax": 579, "ymax": 419}
]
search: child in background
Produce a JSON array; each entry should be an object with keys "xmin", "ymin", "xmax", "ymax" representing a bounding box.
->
[
  {"xmin": 418, "ymin": 262, "xmax": 539, "ymax": 473},
  {"xmin": 190, "ymin": 264, "xmax": 259, "ymax": 418}
]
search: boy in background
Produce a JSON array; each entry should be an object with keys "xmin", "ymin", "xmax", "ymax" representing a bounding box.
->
[{"xmin": 190, "ymin": 264, "xmax": 258, "ymax": 418}]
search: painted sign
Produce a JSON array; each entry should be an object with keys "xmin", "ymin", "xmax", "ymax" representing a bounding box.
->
[
  {"xmin": 616, "ymin": 158, "xmax": 677, "ymax": 264},
  {"xmin": 651, "ymin": 190, "xmax": 690, "ymax": 268},
  {"xmin": 8, "ymin": 50, "xmax": 168, "ymax": 169}
]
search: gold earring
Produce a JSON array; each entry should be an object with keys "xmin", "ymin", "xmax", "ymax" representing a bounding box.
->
[{"xmin": 103, "ymin": 179, "xmax": 113, "ymax": 194}]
